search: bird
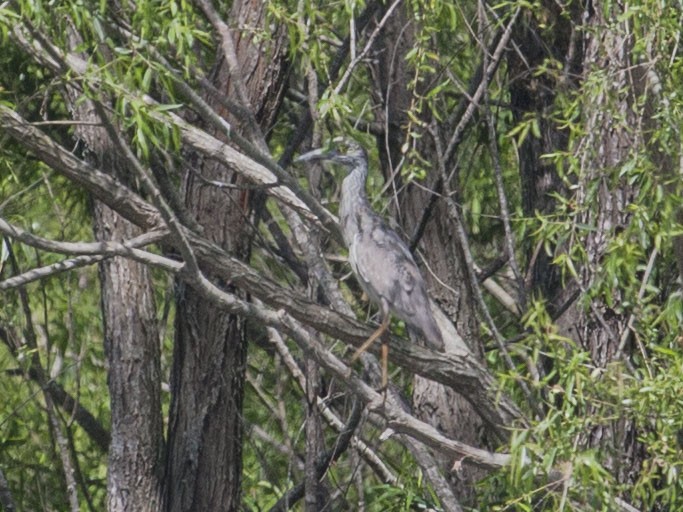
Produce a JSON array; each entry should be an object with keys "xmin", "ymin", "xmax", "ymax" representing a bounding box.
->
[{"xmin": 296, "ymin": 138, "xmax": 443, "ymax": 387}]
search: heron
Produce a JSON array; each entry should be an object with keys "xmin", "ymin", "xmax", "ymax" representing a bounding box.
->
[{"xmin": 296, "ymin": 139, "xmax": 443, "ymax": 387}]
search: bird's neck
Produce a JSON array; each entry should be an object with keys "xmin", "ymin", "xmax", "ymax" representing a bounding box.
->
[
  {"xmin": 339, "ymin": 162, "xmax": 374, "ymax": 247},
  {"xmin": 341, "ymin": 164, "xmax": 369, "ymax": 207}
]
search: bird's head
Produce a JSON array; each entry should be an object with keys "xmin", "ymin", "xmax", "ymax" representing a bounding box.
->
[{"xmin": 295, "ymin": 138, "xmax": 367, "ymax": 170}]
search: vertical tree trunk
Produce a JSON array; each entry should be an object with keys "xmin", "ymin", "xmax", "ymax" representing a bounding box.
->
[
  {"xmin": 61, "ymin": 24, "xmax": 164, "ymax": 508},
  {"xmin": 557, "ymin": 6, "xmax": 646, "ymax": 486},
  {"xmin": 510, "ymin": 2, "xmax": 649, "ymax": 488},
  {"xmin": 63, "ymin": 83, "xmax": 164, "ymax": 512},
  {"xmin": 370, "ymin": 5, "xmax": 484, "ymax": 502},
  {"xmin": 507, "ymin": 2, "xmax": 581, "ymax": 304},
  {"xmin": 95, "ymin": 205, "xmax": 164, "ymax": 512},
  {"xmin": 164, "ymin": 1, "xmax": 288, "ymax": 509}
]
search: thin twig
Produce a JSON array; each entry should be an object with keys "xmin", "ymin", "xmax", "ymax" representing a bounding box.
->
[
  {"xmin": 432, "ymin": 122, "xmax": 542, "ymax": 418},
  {"xmin": 267, "ymin": 324, "xmax": 397, "ymax": 484},
  {"xmin": 45, "ymin": 397, "xmax": 80, "ymax": 512},
  {"xmin": 1, "ymin": 103, "xmax": 524, "ymax": 433},
  {"xmin": 616, "ymin": 247, "xmax": 657, "ymax": 378},
  {"xmin": 333, "ymin": 0, "xmax": 404, "ymax": 95},
  {"xmin": 193, "ymin": 0, "xmax": 265, "ymax": 147},
  {"xmin": 0, "ymin": 217, "xmax": 165, "ymax": 256},
  {"xmin": 5, "ymin": 243, "xmax": 80, "ymax": 511},
  {"xmin": 269, "ymin": 399, "xmax": 362, "ymax": 512},
  {"xmin": 443, "ymin": 7, "xmax": 521, "ymax": 168},
  {"xmin": 13, "ymin": 21, "xmax": 340, "ymax": 241},
  {"xmin": 480, "ymin": 4, "xmax": 525, "ymax": 311},
  {"xmin": 0, "ymin": 254, "xmax": 105, "ymax": 289}
]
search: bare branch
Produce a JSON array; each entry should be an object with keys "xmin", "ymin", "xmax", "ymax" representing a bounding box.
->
[
  {"xmin": 246, "ymin": 422, "xmax": 304, "ymax": 471},
  {"xmin": 616, "ymin": 246, "xmax": 656, "ymax": 378},
  {"xmin": 269, "ymin": 400, "xmax": 362, "ymax": 512},
  {"xmin": 73, "ymin": 240, "xmax": 511, "ymax": 470},
  {"xmin": 193, "ymin": 0, "xmax": 265, "ymax": 146},
  {"xmin": 402, "ymin": 435, "xmax": 463, "ymax": 512},
  {"xmin": 267, "ymin": 325, "xmax": 397, "ymax": 484},
  {"xmin": 3, "ymin": 244, "xmax": 81, "ymax": 511},
  {"xmin": 0, "ymin": 108, "xmax": 162, "ymax": 229},
  {"xmin": 0, "ymin": 219, "xmax": 167, "ymax": 289},
  {"xmin": 0, "ymin": 325, "xmax": 111, "ymax": 453},
  {"xmin": 0, "ymin": 254, "xmax": 105, "ymax": 289},
  {"xmin": 0, "ymin": 217, "xmax": 166, "ymax": 256},
  {"xmin": 0, "ymin": 103, "xmax": 522, "ymax": 435},
  {"xmin": 480, "ymin": 8, "xmax": 525, "ymax": 311},
  {"xmin": 333, "ymin": 0, "xmax": 404, "ymax": 95},
  {"xmin": 10, "ymin": 22, "xmax": 342, "ymax": 242},
  {"xmin": 432, "ymin": 123, "xmax": 541, "ymax": 418},
  {"xmin": 91, "ymin": 100, "xmax": 205, "ymax": 282},
  {"xmin": 443, "ymin": 7, "xmax": 521, "ymax": 168},
  {"xmin": 45, "ymin": 396, "xmax": 80, "ymax": 512}
]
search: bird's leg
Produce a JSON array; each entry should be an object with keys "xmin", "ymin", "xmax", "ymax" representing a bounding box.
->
[{"xmin": 351, "ymin": 314, "xmax": 391, "ymax": 362}]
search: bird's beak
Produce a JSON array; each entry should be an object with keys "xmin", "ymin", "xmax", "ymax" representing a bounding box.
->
[{"xmin": 294, "ymin": 148, "xmax": 335, "ymax": 163}]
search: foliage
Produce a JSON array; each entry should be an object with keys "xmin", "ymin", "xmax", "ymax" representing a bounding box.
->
[{"xmin": 1, "ymin": 0, "xmax": 683, "ymax": 511}]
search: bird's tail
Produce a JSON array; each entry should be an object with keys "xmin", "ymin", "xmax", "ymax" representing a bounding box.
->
[{"xmin": 409, "ymin": 319, "xmax": 444, "ymax": 352}]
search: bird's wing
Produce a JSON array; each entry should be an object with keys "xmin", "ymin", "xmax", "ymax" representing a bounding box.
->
[
  {"xmin": 350, "ymin": 213, "xmax": 444, "ymax": 350},
  {"xmin": 351, "ymin": 215, "xmax": 424, "ymax": 318}
]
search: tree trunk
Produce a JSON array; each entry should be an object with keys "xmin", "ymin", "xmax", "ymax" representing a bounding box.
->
[
  {"xmin": 62, "ymin": 28, "xmax": 164, "ymax": 510},
  {"xmin": 163, "ymin": 1, "xmax": 288, "ymax": 509},
  {"xmin": 370, "ymin": 4, "xmax": 485, "ymax": 503},
  {"xmin": 94, "ymin": 205, "xmax": 164, "ymax": 512},
  {"xmin": 65, "ymin": 92, "xmax": 164, "ymax": 512},
  {"xmin": 507, "ymin": 1, "xmax": 581, "ymax": 303},
  {"xmin": 510, "ymin": 2, "xmax": 649, "ymax": 489},
  {"xmin": 557, "ymin": 6, "xmax": 646, "ymax": 486}
]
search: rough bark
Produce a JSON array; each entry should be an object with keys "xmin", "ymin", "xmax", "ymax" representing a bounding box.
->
[
  {"xmin": 0, "ymin": 101, "xmax": 525, "ymax": 435},
  {"xmin": 558, "ymin": 6, "xmax": 646, "ymax": 487},
  {"xmin": 510, "ymin": 2, "xmax": 648, "ymax": 490},
  {"xmin": 507, "ymin": 1, "xmax": 583, "ymax": 303},
  {"xmin": 163, "ymin": 0, "xmax": 288, "ymax": 509},
  {"xmin": 94, "ymin": 205, "xmax": 164, "ymax": 512},
  {"xmin": 304, "ymin": 359, "xmax": 326, "ymax": 511},
  {"xmin": 62, "ymin": 37, "xmax": 164, "ymax": 511},
  {"xmin": 370, "ymin": 4, "xmax": 485, "ymax": 503}
]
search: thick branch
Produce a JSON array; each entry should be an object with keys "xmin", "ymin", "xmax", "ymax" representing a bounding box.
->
[
  {"xmin": 22, "ymin": 229, "xmax": 511, "ymax": 470},
  {"xmin": 0, "ymin": 107, "xmax": 161, "ymax": 229},
  {"xmin": 11, "ymin": 23, "xmax": 341, "ymax": 241},
  {"xmin": 0, "ymin": 104, "xmax": 522, "ymax": 434}
]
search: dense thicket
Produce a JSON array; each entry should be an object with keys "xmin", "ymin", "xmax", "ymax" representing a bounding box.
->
[{"xmin": 1, "ymin": 1, "xmax": 682, "ymax": 511}]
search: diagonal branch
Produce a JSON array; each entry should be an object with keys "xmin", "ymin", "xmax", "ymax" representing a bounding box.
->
[
  {"xmin": 0, "ymin": 326, "xmax": 110, "ymax": 454},
  {"xmin": 0, "ymin": 104, "xmax": 523, "ymax": 433},
  {"xmin": 3, "ymin": 244, "xmax": 81, "ymax": 510},
  {"xmin": 11, "ymin": 221, "xmax": 510, "ymax": 470},
  {"xmin": 0, "ymin": 107, "xmax": 161, "ymax": 229},
  {"xmin": 443, "ymin": 6, "xmax": 521, "ymax": 169},
  {"xmin": 0, "ymin": 253, "xmax": 105, "ymax": 289},
  {"xmin": 332, "ymin": 0, "xmax": 404, "ymax": 95},
  {"xmin": 193, "ymin": 0, "xmax": 264, "ymax": 145},
  {"xmin": 0, "ymin": 219, "xmax": 168, "ymax": 289},
  {"xmin": 10, "ymin": 21, "xmax": 341, "ymax": 241},
  {"xmin": 269, "ymin": 399, "xmax": 362, "ymax": 512},
  {"xmin": 0, "ymin": 218, "xmax": 166, "ymax": 256},
  {"xmin": 267, "ymin": 323, "xmax": 397, "ymax": 484}
]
